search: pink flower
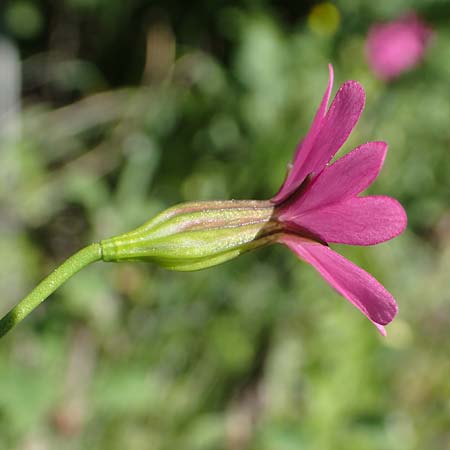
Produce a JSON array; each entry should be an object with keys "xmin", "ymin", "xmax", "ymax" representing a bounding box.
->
[
  {"xmin": 366, "ymin": 13, "xmax": 432, "ymax": 80},
  {"xmin": 101, "ymin": 65, "xmax": 406, "ymax": 335},
  {"xmin": 272, "ymin": 65, "xmax": 407, "ymax": 334}
]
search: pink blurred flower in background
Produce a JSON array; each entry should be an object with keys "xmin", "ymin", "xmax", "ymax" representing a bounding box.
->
[{"xmin": 366, "ymin": 13, "xmax": 432, "ymax": 80}]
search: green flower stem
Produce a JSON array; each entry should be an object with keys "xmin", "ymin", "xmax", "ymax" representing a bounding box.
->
[
  {"xmin": 0, "ymin": 243, "xmax": 102, "ymax": 338},
  {"xmin": 0, "ymin": 200, "xmax": 277, "ymax": 338}
]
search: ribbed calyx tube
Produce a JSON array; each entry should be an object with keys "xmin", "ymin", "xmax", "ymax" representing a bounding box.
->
[{"xmin": 100, "ymin": 200, "xmax": 280, "ymax": 271}]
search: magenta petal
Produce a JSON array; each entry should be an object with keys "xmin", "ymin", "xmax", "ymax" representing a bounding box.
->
[
  {"xmin": 282, "ymin": 142, "xmax": 388, "ymax": 214},
  {"xmin": 305, "ymin": 81, "xmax": 366, "ymax": 175},
  {"xmin": 273, "ymin": 79, "xmax": 366, "ymax": 204},
  {"xmin": 374, "ymin": 323, "xmax": 387, "ymax": 336},
  {"xmin": 272, "ymin": 64, "xmax": 334, "ymax": 203},
  {"xmin": 286, "ymin": 196, "xmax": 407, "ymax": 245},
  {"xmin": 281, "ymin": 237, "xmax": 398, "ymax": 327},
  {"xmin": 293, "ymin": 64, "xmax": 334, "ymax": 167}
]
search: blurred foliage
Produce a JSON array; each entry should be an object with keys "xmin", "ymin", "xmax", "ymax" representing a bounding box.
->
[{"xmin": 1, "ymin": 0, "xmax": 450, "ymax": 449}]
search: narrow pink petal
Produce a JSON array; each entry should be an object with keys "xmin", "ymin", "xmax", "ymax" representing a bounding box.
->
[
  {"xmin": 305, "ymin": 81, "xmax": 366, "ymax": 176},
  {"xmin": 284, "ymin": 196, "xmax": 407, "ymax": 246},
  {"xmin": 293, "ymin": 64, "xmax": 334, "ymax": 166},
  {"xmin": 273, "ymin": 78, "xmax": 366, "ymax": 204},
  {"xmin": 281, "ymin": 237, "xmax": 398, "ymax": 327},
  {"xmin": 374, "ymin": 323, "xmax": 387, "ymax": 336},
  {"xmin": 272, "ymin": 64, "xmax": 334, "ymax": 203},
  {"xmin": 281, "ymin": 142, "xmax": 387, "ymax": 215}
]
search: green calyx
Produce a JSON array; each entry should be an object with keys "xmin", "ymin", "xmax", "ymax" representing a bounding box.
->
[{"xmin": 100, "ymin": 200, "xmax": 280, "ymax": 271}]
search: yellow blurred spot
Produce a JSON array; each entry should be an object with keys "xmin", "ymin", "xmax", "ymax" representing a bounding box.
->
[{"xmin": 308, "ymin": 2, "xmax": 340, "ymax": 36}]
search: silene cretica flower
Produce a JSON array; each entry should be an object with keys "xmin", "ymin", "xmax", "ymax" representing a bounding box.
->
[
  {"xmin": 0, "ymin": 65, "xmax": 407, "ymax": 338},
  {"xmin": 101, "ymin": 65, "xmax": 407, "ymax": 335}
]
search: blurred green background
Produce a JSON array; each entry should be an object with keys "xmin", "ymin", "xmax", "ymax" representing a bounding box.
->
[{"xmin": 1, "ymin": 0, "xmax": 449, "ymax": 449}]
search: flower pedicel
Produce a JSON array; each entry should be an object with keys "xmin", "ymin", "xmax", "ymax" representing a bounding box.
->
[{"xmin": 0, "ymin": 65, "xmax": 406, "ymax": 338}]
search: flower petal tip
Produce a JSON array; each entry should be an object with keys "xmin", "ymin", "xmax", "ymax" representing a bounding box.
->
[
  {"xmin": 368, "ymin": 140, "xmax": 388, "ymax": 158},
  {"xmin": 327, "ymin": 63, "xmax": 334, "ymax": 83},
  {"xmin": 332, "ymin": 80, "xmax": 366, "ymax": 129},
  {"xmin": 337, "ymin": 80, "xmax": 366, "ymax": 108},
  {"xmin": 375, "ymin": 295, "xmax": 398, "ymax": 326},
  {"xmin": 375, "ymin": 323, "xmax": 387, "ymax": 336},
  {"xmin": 371, "ymin": 195, "xmax": 408, "ymax": 242},
  {"xmin": 392, "ymin": 197, "xmax": 408, "ymax": 235}
]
